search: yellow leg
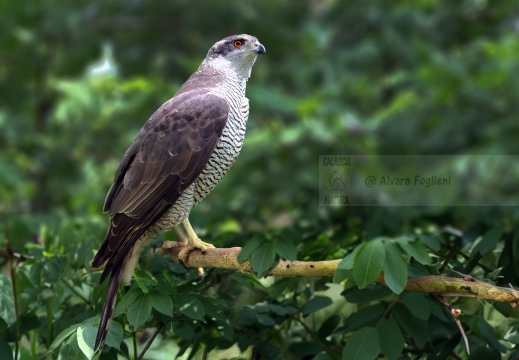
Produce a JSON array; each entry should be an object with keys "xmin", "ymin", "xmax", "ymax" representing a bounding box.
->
[
  {"xmin": 173, "ymin": 227, "xmax": 187, "ymax": 243},
  {"xmin": 178, "ymin": 218, "xmax": 214, "ymax": 263}
]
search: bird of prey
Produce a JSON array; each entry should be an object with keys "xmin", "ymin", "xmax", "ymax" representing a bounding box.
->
[{"xmin": 91, "ymin": 34, "xmax": 265, "ymax": 351}]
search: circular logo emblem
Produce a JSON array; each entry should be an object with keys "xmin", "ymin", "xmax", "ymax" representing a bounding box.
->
[{"xmin": 322, "ymin": 169, "xmax": 351, "ymax": 193}]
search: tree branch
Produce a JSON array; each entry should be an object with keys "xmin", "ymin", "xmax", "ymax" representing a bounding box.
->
[
  {"xmin": 0, "ymin": 247, "xmax": 33, "ymax": 261},
  {"xmin": 161, "ymin": 241, "xmax": 519, "ymax": 307},
  {"xmin": 161, "ymin": 242, "xmax": 339, "ymax": 277}
]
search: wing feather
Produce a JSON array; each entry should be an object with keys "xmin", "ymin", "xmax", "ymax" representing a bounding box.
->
[{"xmin": 92, "ymin": 91, "xmax": 229, "ymax": 282}]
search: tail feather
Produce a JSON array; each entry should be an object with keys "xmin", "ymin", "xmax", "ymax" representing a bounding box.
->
[{"xmin": 94, "ymin": 262, "xmax": 123, "ymax": 353}]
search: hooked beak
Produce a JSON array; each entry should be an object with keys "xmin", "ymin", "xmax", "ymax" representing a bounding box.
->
[{"xmin": 254, "ymin": 43, "xmax": 266, "ymax": 55}]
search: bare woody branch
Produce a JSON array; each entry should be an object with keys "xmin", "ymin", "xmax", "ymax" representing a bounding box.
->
[{"xmin": 161, "ymin": 241, "xmax": 519, "ymax": 307}]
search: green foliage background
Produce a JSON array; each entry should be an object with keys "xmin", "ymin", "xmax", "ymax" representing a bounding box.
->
[{"xmin": 2, "ymin": 1, "xmax": 519, "ymax": 359}]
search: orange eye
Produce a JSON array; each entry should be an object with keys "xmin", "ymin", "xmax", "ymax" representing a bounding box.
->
[{"xmin": 233, "ymin": 40, "xmax": 243, "ymax": 48}]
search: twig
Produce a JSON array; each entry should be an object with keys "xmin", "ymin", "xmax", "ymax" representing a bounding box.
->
[
  {"xmin": 293, "ymin": 315, "xmax": 340, "ymax": 360},
  {"xmin": 133, "ymin": 330, "xmax": 138, "ymax": 360},
  {"xmin": 0, "ymin": 247, "xmax": 33, "ymax": 261},
  {"xmin": 159, "ymin": 243, "xmax": 519, "ymax": 306},
  {"xmin": 431, "ymin": 293, "xmax": 470, "ymax": 355},
  {"xmin": 60, "ymin": 278, "xmax": 91, "ymax": 305},
  {"xmin": 438, "ymin": 245, "xmax": 458, "ymax": 273},
  {"xmin": 137, "ymin": 323, "xmax": 165, "ymax": 360}
]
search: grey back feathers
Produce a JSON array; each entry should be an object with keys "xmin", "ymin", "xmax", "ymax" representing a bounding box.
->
[{"xmin": 92, "ymin": 34, "xmax": 264, "ymax": 352}]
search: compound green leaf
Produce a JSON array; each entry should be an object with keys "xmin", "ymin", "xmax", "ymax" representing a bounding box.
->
[
  {"xmin": 114, "ymin": 285, "xmax": 142, "ymax": 316},
  {"xmin": 301, "ymin": 296, "xmax": 332, "ymax": 317},
  {"xmin": 338, "ymin": 243, "xmax": 366, "ymax": 270},
  {"xmin": 237, "ymin": 236, "xmax": 263, "ymax": 263},
  {"xmin": 149, "ymin": 291, "xmax": 173, "ymax": 317},
  {"xmin": 398, "ymin": 240, "xmax": 432, "ymax": 265},
  {"xmin": 76, "ymin": 324, "xmax": 96, "ymax": 360},
  {"xmin": 250, "ymin": 241, "xmax": 277, "ymax": 277},
  {"xmin": 383, "ymin": 242, "xmax": 408, "ymax": 294},
  {"xmin": 342, "ymin": 327, "xmax": 380, "ymax": 360},
  {"xmin": 175, "ymin": 295, "xmax": 206, "ymax": 321},
  {"xmin": 400, "ymin": 292, "xmax": 430, "ymax": 321},
  {"xmin": 0, "ymin": 275, "xmax": 16, "ymax": 326},
  {"xmin": 377, "ymin": 318, "xmax": 404, "ymax": 360},
  {"xmin": 275, "ymin": 239, "xmax": 297, "ymax": 261},
  {"xmin": 473, "ymin": 227, "xmax": 503, "ymax": 256},
  {"xmin": 57, "ymin": 336, "xmax": 83, "ymax": 360},
  {"xmin": 104, "ymin": 321, "xmax": 124, "ymax": 350},
  {"xmin": 127, "ymin": 294, "xmax": 152, "ymax": 329},
  {"xmin": 353, "ymin": 240, "xmax": 386, "ymax": 288}
]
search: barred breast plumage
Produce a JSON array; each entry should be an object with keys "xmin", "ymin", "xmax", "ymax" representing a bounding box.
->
[{"xmin": 194, "ymin": 73, "xmax": 249, "ymax": 205}]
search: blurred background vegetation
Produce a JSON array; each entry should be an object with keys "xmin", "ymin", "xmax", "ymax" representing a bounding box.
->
[{"xmin": 2, "ymin": 0, "xmax": 519, "ymax": 359}]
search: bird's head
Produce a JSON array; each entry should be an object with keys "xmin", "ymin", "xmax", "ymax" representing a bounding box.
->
[{"xmin": 204, "ymin": 34, "xmax": 265, "ymax": 80}]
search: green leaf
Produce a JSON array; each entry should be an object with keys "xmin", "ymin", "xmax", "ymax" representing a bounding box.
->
[
  {"xmin": 175, "ymin": 295, "xmax": 206, "ymax": 321},
  {"xmin": 342, "ymin": 327, "xmax": 380, "ymax": 360},
  {"xmin": 0, "ymin": 274, "xmax": 16, "ymax": 326},
  {"xmin": 383, "ymin": 242, "xmax": 408, "ymax": 294},
  {"xmin": 127, "ymin": 294, "xmax": 152, "ymax": 329},
  {"xmin": 132, "ymin": 272, "xmax": 149, "ymax": 294},
  {"xmin": 254, "ymin": 303, "xmax": 298, "ymax": 316},
  {"xmin": 275, "ymin": 239, "xmax": 297, "ymax": 261},
  {"xmin": 237, "ymin": 236, "xmax": 263, "ymax": 263},
  {"xmin": 76, "ymin": 324, "xmax": 96, "ymax": 360},
  {"xmin": 149, "ymin": 291, "xmax": 173, "ymax": 316},
  {"xmin": 46, "ymin": 319, "xmax": 95, "ymax": 356},
  {"xmin": 473, "ymin": 227, "xmax": 503, "ymax": 256},
  {"xmin": 392, "ymin": 304, "xmax": 428, "ymax": 349},
  {"xmin": 353, "ymin": 240, "xmax": 386, "ymax": 288},
  {"xmin": 301, "ymin": 296, "xmax": 333, "ymax": 317},
  {"xmin": 342, "ymin": 284, "xmax": 393, "ymax": 303},
  {"xmin": 58, "ymin": 336, "xmax": 83, "ymax": 360},
  {"xmin": 0, "ymin": 328, "xmax": 13, "ymax": 360},
  {"xmin": 114, "ymin": 286, "xmax": 142, "ymax": 316},
  {"xmin": 238, "ymin": 306, "xmax": 257, "ymax": 326},
  {"xmin": 195, "ymin": 297, "xmax": 226, "ymax": 320},
  {"xmin": 398, "ymin": 240, "xmax": 432, "ymax": 265},
  {"xmin": 289, "ymin": 340, "xmax": 322, "ymax": 358},
  {"xmin": 313, "ymin": 353, "xmax": 331, "ymax": 360},
  {"xmin": 475, "ymin": 317, "xmax": 508, "ymax": 353},
  {"xmin": 317, "ymin": 315, "xmax": 341, "ymax": 338},
  {"xmin": 338, "ymin": 243, "xmax": 366, "ymax": 270},
  {"xmin": 104, "ymin": 321, "xmax": 124, "ymax": 350},
  {"xmin": 250, "ymin": 241, "xmax": 277, "ymax": 277},
  {"xmin": 400, "ymin": 293, "xmax": 430, "ymax": 321},
  {"xmin": 333, "ymin": 268, "xmax": 352, "ymax": 284},
  {"xmin": 376, "ymin": 318, "xmax": 404, "ymax": 360},
  {"xmin": 418, "ymin": 235, "xmax": 442, "ymax": 252},
  {"xmin": 269, "ymin": 277, "xmax": 299, "ymax": 298},
  {"xmin": 333, "ymin": 304, "xmax": 385, "ymax": 335},
  {"xmin": 256, "ymin": 313, "xmax": 275, "ymax": 326}
]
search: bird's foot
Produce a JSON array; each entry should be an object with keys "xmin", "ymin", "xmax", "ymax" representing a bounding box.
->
[
  {"xmin": 179, "ymin": 218, "xmax": 214, "ymax": 265},
  {"xmin": 178, "ymin": 237, "xmax": 215, "ymax": 264}
]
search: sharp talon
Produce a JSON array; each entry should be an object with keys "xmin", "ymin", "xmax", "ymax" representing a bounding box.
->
[{"xmin": 178, "ymin": 219, "xmax": 215, "ymax": 266}]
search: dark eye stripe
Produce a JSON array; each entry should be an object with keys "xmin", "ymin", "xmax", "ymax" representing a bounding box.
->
[
  {"xmin": 227, "ymin": 38, "xmax": 245, "ymax": 45},
  {"xmin": 209, "ymin": 38, "xmax": 247, "ymax": 58}
]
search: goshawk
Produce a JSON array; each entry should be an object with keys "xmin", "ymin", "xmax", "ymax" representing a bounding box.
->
[{"xmin": 91, "ymin": 34, "xmax": 265, "ymax": 351}]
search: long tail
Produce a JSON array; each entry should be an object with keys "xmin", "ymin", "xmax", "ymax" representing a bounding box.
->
[{"xmin": 94, "ymin": 262, "xmax": 123, "ymax": 353}]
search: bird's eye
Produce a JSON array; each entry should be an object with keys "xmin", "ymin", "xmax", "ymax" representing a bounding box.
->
[{"xmin": 233, "ymin": 40, "xmax": 243, "ymax": 48}]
